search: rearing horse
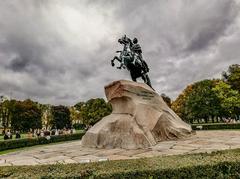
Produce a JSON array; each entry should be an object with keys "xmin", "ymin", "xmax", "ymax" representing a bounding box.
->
[{"xmin": 111, "ymin": 35, "xmax": 152, "ymax": 88}]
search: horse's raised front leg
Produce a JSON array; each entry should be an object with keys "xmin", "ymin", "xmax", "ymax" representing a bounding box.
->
[
  {"xmin": 111, "ymin": 56, "xmax": 116, "ymax": 66},
  {"xmin": 111, "ymin": 56, "xmax": 121, "ymax": 67}
]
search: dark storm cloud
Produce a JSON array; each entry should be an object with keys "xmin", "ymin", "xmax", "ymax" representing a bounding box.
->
[
  {"xmin": 0, "ymin": 0, "xmax": 240, "ymax": 105},
  {"xmin": 185, "ymin": 0, "xmax": 239, "ymax": 53},
  {"xmin": 7, "ymin": 56, "xmax": 30, "ymax": 72}
]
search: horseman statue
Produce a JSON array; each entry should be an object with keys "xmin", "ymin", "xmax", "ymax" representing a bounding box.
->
[{"xmin": 111, "ymin": 35, "xmax": 153, "ymax": 88}]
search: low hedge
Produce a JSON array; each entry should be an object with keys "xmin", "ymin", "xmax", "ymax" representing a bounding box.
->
[
  {"xmin": 191, "ymin": 123, "xmax": 240, "ymax": 130},
  {"xmin": 73, "ymin": 123, "xmax": 86, "ymax": 130},
  {"xmin": 0, "ymin": 132, "xmax": 85, "ymax": 151},
  {"xmin": 1, "ymin": 148, "xmax": 240, "ymax": 178}
]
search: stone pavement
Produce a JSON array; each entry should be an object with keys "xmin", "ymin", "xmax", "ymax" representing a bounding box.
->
[{"xmin": 1, "ymin": 130, "xmax": 240, "ymax": 166}]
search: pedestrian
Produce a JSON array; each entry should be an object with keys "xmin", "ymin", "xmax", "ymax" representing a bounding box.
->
[
  {"xmin": 55, "ymin": 129, "xmax": 59, "ymax": 136},
  {"xmin": 40, "ymin": 130, "xmax": 44, "ymax": 137},
  {"xmin": 16, "ymin": 131, "xmax": 21, "ymax": 139},
  {"xmin": 4, "ymin": 132, "xmax": 8, "ymax": 140},
  {"xmin": 72, "ymin": 128, "xmax": 76, "ymax": 134},
  {"xmin": 7, "ymin": 130, "xmax": 12, "ymax": 139},
  {"xmin": 37, "ymin": 129, "xmax": 40, "ymax": 137}
]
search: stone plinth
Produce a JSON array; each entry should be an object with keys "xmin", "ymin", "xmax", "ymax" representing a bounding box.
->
[{"xmin": 81, "ymin": 80, "xmax": 193, "ymax": 149}]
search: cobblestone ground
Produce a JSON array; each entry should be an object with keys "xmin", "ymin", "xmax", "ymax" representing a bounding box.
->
[{"xmin": 1, "ymin": 130, "xmax": 240, "ymax": 166}]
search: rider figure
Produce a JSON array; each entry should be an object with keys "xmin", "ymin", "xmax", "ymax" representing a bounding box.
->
[{"xmin": 130, "ymin": 38, "xmax": 149, "ymax": 73}]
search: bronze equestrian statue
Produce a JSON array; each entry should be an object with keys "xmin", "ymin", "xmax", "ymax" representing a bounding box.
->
[{"xmin": 111, "ymin": 35, "xmax": 152, "ymax": 88}]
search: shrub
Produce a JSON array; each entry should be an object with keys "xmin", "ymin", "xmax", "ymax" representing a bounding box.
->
[
  {"xmin": 192, "ymin": 123, "xmax": 240, "ymax": 130},
  {"xmin": 0, "ymin": 132, "xmax": 85, "ymax": 151}
]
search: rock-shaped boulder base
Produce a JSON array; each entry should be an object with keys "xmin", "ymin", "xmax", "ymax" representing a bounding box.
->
[{"xmin": 81, "ymin": 80, "xmax": 193, "ymax": 149}]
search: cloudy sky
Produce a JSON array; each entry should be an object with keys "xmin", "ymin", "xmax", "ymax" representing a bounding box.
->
[{"xmin": 0, "ymin": 0, "xmax": 240, "ymax": 105}]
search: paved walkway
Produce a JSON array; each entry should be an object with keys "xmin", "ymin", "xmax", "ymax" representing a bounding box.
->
[{"xmin": 1, "ymin": 130, "xmax": 240, "ymax": 166}]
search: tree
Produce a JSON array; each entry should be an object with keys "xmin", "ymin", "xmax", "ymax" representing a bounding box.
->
[
  {"xmin": 171, "ymin": 80, "xmax": 222, "ymax": 123},
  {"xmin": 51, "ymin": 105, "xmax": 71, "ymax": 129},
  {"xmin": 11, "ymin": 99, "xmax": 42, "ymax": 132},
  {"xmin": 161, "ymin": 93, "xmax": 171, "ymax": 107},
  {"xmin": 74, "ymin": 102, "xmax": 85, "ymax": 111},
  {"xmin": 69, "ymin": 106, "xmax": 82, "ymax": 124},
  {"xmin": 222, "ymin": 64, "xmax": 240, "ymax": 91},
  {"xmin": 184, "ymin": 80, "xmax": 222, "ymax": 123},
  {"xmin": 69, "ymin": 106, "xmax": 85, "ymax": 129},
  {"xmin": 40, "ymin": 104, "xmax": 53, "ymax": 130},
  {"xmin": 75, "ymin": 98, "xmax": 112, "ymax": 126},
  {"xmin": 171, "ymin": 84, "xmax": 193, "ymax": 121},
  {"xmin": 0, "ymin": 97, "xmax": 12, "ymax": 132},
  {"xmin": 213, "ymin": 81, "xmax": 240, "ymax": 119}
]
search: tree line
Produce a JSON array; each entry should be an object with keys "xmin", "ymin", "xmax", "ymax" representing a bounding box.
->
[
  {"xmin": 170, "ymin": 64, "xmax": 240, "ymax": 123},
  {"xmin": 0, "ymin": 97, "xmax": 111, "ymax": 133}
]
